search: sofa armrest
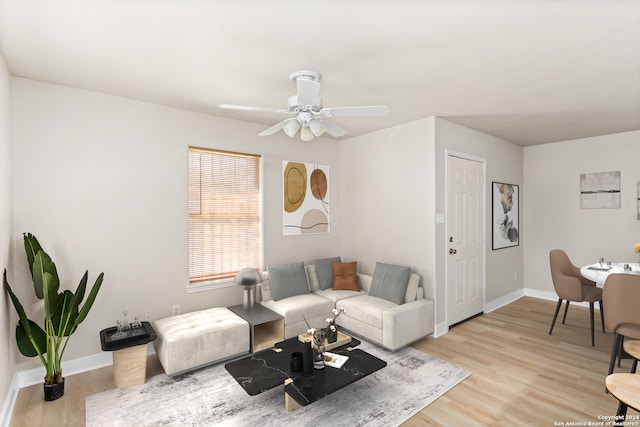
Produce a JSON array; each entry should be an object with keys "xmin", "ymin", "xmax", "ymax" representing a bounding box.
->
[{"xmin": 382, "ymin": 299, "xmax": 434, "ymax": 350}]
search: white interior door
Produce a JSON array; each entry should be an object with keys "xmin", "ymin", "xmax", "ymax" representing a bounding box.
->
[{"xmin": 446, "ymin": 155, "xmax": 485, "ymax": 326}]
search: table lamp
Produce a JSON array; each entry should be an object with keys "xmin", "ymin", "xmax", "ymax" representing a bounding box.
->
[{"xmin": 235, "ymin": 268, "xmax": 261, "ymax": 310}]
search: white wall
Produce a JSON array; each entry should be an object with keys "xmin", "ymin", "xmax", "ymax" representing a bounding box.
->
[
  {"xmin": 340, "ymin": 118, "xmax": 437, "ymax": 297},
  {"xmin": 340, "ymin": 116, "xmax": 525, "ymax": 332},
  {"xmin": 524, "ymin": 130, "xmax": 640, "ymax": 298},
  {"xmin": 9, "ymin": 78, "xmax": 341, "ymax": 370},
  {"xmin": 0, "ymin": 51, "xmax": 14, "ymax": 417},
  {"xmin": 434, "ymin": 118, "xmax": 524, "ymax": 327}
]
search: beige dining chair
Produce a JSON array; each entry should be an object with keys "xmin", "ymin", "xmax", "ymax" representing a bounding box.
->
[
  {"xmin": 603, "ymin": 273, "xmax": 640, "ymax": 376},
  {"xmin": 548, "ymin": 249, "xmax": 604, "ymax": 347}
]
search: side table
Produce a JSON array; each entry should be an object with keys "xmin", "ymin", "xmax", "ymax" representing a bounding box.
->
[
  {"xmin": 228, "ymin": 304, "xmax": 284, "ymax": 352},
  {"xmin": 100, "ymin": 321, "xmax": 157, "ymax": 388}
]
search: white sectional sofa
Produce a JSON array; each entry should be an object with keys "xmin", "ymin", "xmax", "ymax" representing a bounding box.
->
[{"xmin": 258, "ymin": 260, "xmax": 434, "ymax": 351}]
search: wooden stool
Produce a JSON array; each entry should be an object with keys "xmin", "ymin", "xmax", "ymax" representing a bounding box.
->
[
  {"xmin": 623, "ymin": 340, "xmax": 640, "ymax": 373},
  {"xmin": 606, "ymin": 373, "xmax": 640, "ymax": 425}
]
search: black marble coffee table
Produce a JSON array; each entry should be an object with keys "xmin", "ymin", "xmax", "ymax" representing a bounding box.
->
[{"xmin": 224, "ymin": 335, "xmax": 386, "ymax": 411}]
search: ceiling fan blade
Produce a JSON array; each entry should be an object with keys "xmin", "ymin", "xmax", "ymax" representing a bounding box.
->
[
  {"xmin": 321, "ymin": 105, "xmax": 390, "ymax": 117},
  {"xmin": 219, "ymin": 104, "xmax": 291, "ymax": 115},
  {"xmin": 259, "ymin": 119, "xmax": 293, "ymax": 136},
  {"xmin": 296, "ymin": 78, "xmax": 321, "ymax": 105},
  {"xmin": 322, "ymin": 120, "xmax": 348, "ymax": 137}
]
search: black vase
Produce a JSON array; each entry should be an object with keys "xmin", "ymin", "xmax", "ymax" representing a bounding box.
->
[
  {"xmin": 303, "ymin": 342, "xmax": 313, "ymax": 376},
  {"xmin": 43, "ymin": 378, "xmax": 65, "ymax": 401},
  {"xmin": 326, "ymin": 326, "xmax": 338, "ymax": 343}
]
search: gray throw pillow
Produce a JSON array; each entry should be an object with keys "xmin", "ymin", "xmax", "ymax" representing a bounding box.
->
[
  {"xmin": 315, "ymin": 256, "xmax": 341, "ymax": 290},
  {"xmin": 267, "ymin": 262, "xmax": 310, "ymax": 301},
  {"xmin": 368, "ymin": 262, "xmax": 411, "ymax": 305}
]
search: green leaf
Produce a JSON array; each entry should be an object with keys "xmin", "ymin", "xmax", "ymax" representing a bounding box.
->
[
  {"xmin": 23, "ymin": 233, "xmax": 43, "ymax": 280},
  {"xmin": 76, "ymin": 272, "xmax": 104, "ymax": 325},
  {"xmin": 43, "ymin": 271, "xmax": 60, "ymax": 322},
  {"xmin": 52, "ymin": 290, "xmax": 77, "ymax": 337},
  {"xmin": 69, "ymin": 271, "xmax": 88, "ymax": 314},
  {"xmin": 33, "ymin": 251, "xmax": 59, "ymax": 301},
  {"xmin": 16, "ymin": 319, "xmax": 46, "ymax": 358},
  {"xmin": 4, "ymin": 269, "xmax": 32, "ymax": 337}
]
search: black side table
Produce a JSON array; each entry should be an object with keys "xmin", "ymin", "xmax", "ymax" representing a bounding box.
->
[
  {"xmin": 228, "ymin": 304, "xmax": 284, "ymax": 352},
  {"xmin": 100, "ymin": 321, "xmax": 157, "ymax": 387}
]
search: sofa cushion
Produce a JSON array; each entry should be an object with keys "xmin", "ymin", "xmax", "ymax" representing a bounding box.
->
[
  {"xmin": 261, "ymin": 293, "xmax": 334, "ymax": 325},
  {"xmin": 337, "ymin": 294, "xmax": 398, "ymax": 329},
  {"xmin": 315, "ymin": 256, "xmax": 341, "ymax": 290},
  {"xmin": 368, "ymin": 262, "xmax": 411, "ymax": 305},
  {"xmin": 305, "ymin": 264, "xmax": 321, "ymax": 292},
  {"xmin": 267, "ymin": 262, "xmax": 310, "ymax": 301},
  {"xmin": 404, "ymin": 273, "xmax": 420, "ymax": 303},
  {"xmin": 332, "ymin": 261, "xmax": 359, "ymax": 291},
  {"xmin": 313, "ymin": 288, "xmax": 362, "ymax": 304}
]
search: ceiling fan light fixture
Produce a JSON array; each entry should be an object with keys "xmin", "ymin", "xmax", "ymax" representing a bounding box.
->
[
  {"xmin": 283, "ymin": 119, "xmax": 301, "ymax": 138},
  {"xmin": 300, "ymin": 126, "xmax": 314, "ymax": 141},
  {"xmin": 309, "ymin": 119, "xmax": 325, "ymax": 137},
  {"xmin": 220, "ymin": 70, "xmax": 390, "ymax": 142}
]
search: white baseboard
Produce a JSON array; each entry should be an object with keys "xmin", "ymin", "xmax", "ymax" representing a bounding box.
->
[
  {"xmin": 15, "ymin": 352, "xmax": 114, "ymax": 390},
  {"xmin": 434, "ymin": 321, "xmax": 448, "ymax": 338},
  {"xmin": 485, "ymin": 289, "xmax": 525, "ymax": 313},
  {"xmin": 524, "ymin": 288, "xmax": 598, "ymax": 309},
  {"xmin": 432, "ymin": 289, "xmax": 577, "ymax": 341},
  {"xmin": 0, "ymin": 374, "xmax": 20, "ymax": 427},
  {"xmin": 0, "ymin": 346, "xmax": 156, "ymax": 427}
]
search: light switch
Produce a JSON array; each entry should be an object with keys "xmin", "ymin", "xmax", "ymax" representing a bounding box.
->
[{"xmin": 435, "ymin": 213, "xmax": 445, "ymax": 224}]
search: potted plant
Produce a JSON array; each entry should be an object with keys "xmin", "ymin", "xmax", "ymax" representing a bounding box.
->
[{"xmin": 3, "ymin": 233, "xmax": 104, "ymax": 401}]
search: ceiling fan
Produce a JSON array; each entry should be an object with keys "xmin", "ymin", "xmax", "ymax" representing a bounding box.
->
[{"xmin": 219, "ymin": 70, "xmax": 390, "ymax": 141}]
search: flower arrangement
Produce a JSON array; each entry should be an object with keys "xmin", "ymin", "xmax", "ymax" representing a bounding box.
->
[
  {"xmin": 303, "ymin": 307, "xmax": 346, "ymax": 344},
  {"xmin": 325, "ymin": 307, "xmax": 346, "ymax": 333},
  {"xmin": 325, "ymin": 307, "xmax": 345, "ymax": 343}
]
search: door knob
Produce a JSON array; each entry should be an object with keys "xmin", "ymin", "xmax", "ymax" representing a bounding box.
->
[{"xmin": 449, "ymin": 248, "xmax": 457, "ymax": 254}]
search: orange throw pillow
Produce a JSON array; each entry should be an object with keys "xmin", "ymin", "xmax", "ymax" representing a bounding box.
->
[{"xmin": 332, "ymin": 261, "xmax": 359, "ymax": 291}]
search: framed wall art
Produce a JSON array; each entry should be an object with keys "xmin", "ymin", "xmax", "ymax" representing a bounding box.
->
[
  {"xmin": 283, "ymin": 161, "xmax": 330, "ymax": 235},
  {"xmin": 492, "ymin": 182, "xmax": 519, "ymax": 250},
  {"xmin": 580, "ymin": 170, "xmax": 621, "ymax": 209}
]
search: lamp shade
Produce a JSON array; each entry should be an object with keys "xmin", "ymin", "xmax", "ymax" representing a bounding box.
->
[
  {"xmin": 283, "ymin": 119, "xmax": 301, "ymax": 138},
  {"xmin": 235, "ymin": 268, "xmax": 261, "ymax": 288},
  {"xmin": 300, "ymin": 126, "xmax": 314, "ymax": 141},
  {"xmin": 309, "ymin": 119, "xmax": 325, "ymax": 137}
]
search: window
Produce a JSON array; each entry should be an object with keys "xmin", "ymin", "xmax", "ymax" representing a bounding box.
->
[{"xmin": 188, "ymin": 147, "xmax": 261, "ymax": 285}]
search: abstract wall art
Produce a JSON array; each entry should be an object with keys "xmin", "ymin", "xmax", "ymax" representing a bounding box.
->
[
  {"xmin": 492, "ymin": 182, "xmax": 519, "ymax": 250},
  {"xmin": 580, "ymin": 171, "xmax": 621, "ymax": 209},
  {"xmin": 283, "ymin": 161, "xmax": 330, "ymax": 235}
]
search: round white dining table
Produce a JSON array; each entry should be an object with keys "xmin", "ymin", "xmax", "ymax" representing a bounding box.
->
[{"xmin": 580, "ymin": 262, "xmax": 640, "ymax": 286}]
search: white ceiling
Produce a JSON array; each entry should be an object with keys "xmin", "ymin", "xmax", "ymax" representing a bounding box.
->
[{"xmin": 0, "ymin": 0, "xmax": 638, "ymax": 146}]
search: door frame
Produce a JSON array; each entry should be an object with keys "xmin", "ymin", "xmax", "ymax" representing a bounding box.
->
[{"xmin": 444, "ymin": 149, "xmax": 487, "ymax": 329}]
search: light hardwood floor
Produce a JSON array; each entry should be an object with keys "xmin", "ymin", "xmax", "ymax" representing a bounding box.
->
[{"xmin": 9, "ymin": 297, "xmax": 638, "ymax": 426}]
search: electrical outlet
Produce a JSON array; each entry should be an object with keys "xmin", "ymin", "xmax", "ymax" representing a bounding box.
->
[
  {"xmin": 172, "ymin": 304, "xmax": 181, "ymax": 316},
  {"xmin": 144, "ymin": 310, "xmax": 153, "ymax": 321},
  {"xmin": 514, "ymin": 271, "xmax": 518, "ymax": 280}
]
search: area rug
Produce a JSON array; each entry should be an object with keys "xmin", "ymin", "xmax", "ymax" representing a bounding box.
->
[{"xmin": 86, "ymin": 341, "xmax": 470, "ymax": 427}]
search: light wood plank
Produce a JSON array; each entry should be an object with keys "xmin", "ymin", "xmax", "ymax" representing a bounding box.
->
[
  {"xmin": 607, "ymin": 374, "xmax": 640, "ymax": 412},
  {"xmin": 9, "ymin": 297, "xmax": 638, "ymax": 426}
]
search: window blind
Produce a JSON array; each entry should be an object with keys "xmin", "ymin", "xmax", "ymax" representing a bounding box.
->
[{"xmin": 188, "ymin": 147, "xmax": 261, "ymax": 283}]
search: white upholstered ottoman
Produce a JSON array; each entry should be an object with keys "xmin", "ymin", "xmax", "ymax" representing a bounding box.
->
[{"xmin": 153, "ymin": 307, "xmax": 250, "ymax": 376}]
